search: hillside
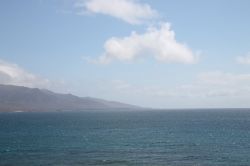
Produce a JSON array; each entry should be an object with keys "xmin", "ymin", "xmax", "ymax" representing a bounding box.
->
[{"xmin": 0, "ymin": 84, "xmax": 139, "ymax": 112}]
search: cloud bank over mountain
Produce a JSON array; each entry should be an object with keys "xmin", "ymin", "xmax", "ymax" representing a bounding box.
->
[{"xmin": 0, "ymin": 59, "xmax": 50, "ymax": 88}]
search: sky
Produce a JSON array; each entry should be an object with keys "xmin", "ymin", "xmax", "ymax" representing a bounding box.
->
[{"xmin": 1, "ymin": 0, "xmax": 250, "ymax": 108}]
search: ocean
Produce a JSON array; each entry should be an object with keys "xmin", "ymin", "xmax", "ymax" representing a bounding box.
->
[{"xmin": 1, "ymin": 110, "xmax": 250, "ymax": 166}]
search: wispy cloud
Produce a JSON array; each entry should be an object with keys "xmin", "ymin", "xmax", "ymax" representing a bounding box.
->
[
  {"xmin": 91, "ymin": 23, "xmax": 198, "ymax": 64},
  {"xmin": 109, "ymin": 71, "xmax": 250, "ymax": 99},
  {"xmin": 236, "ymin": 52, "xmax": 250, "ymax": 64},
  {"xmin": 186, "ymin": 71, "xmax": 250, "ymax": 97},
  {"xmin": 75, "ymin": 0, "xmax": 158, "ymax": 24},
  {"xmin": 0, "ymin": 59, "xmax": 50, "ymax": 88}
]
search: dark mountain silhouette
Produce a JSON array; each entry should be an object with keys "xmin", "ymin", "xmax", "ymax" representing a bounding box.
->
[{"xmin": 0, "ymin": 84, "xmax": 139, "ymax": 112}]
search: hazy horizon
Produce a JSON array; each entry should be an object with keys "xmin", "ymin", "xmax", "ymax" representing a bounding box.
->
[{"xmin": 1, "ymin": 0, "xmax": 250, "ymax": 108}]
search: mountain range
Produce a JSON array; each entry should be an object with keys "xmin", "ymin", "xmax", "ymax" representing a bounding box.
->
[{"xmin": 0, "ymin": 84, "xmax": 139, "ymax": 112}]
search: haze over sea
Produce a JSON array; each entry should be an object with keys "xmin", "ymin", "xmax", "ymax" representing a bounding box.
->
[{"xmin": 1, "ymin": 109, "xmax": 250, "ymax": 166}]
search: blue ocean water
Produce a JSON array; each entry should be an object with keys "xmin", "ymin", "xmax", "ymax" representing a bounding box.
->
[{"xmin": 1, "ymin": 110, "xmax": 250, "ymax": 166}]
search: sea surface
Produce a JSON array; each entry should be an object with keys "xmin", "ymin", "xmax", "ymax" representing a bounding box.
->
[{"xmin": 1, "ymin": 109, "xmax": 250, "ymax": 166}]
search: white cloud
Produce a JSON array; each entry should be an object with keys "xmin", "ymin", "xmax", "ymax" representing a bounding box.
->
[
  {"xmin": 0, "ymin": 59, "xmax": 50, "ymax": 88},
  {"xmin": 93, "ymin": 23, "xmax": 198, "ymax": 64},
  {"xmin": 76, "ymin": 1, "xmax": 199, "ymax": 65},
  {"xmin": 76, "ymin": 0, "xmax": 158, "ymax": 24},
  {"xmin": 237, "ymin": 52, "xmax": 250, "ymax": 64}
]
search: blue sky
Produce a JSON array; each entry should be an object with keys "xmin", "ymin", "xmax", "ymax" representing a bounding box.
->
[{"xmin": 1, "ymin": 0, "xmax": 250, "ymax": 108}]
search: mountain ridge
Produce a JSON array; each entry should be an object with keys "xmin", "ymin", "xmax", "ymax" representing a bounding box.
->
[{"xmin": 0, "ymin": 84, "xmax": 139, "ymax": 112}]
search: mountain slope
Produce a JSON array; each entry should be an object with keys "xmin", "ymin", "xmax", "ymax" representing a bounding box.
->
[{"xmin": 0, "ymin": 84, "xmax": 139, "ymax": 112}]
